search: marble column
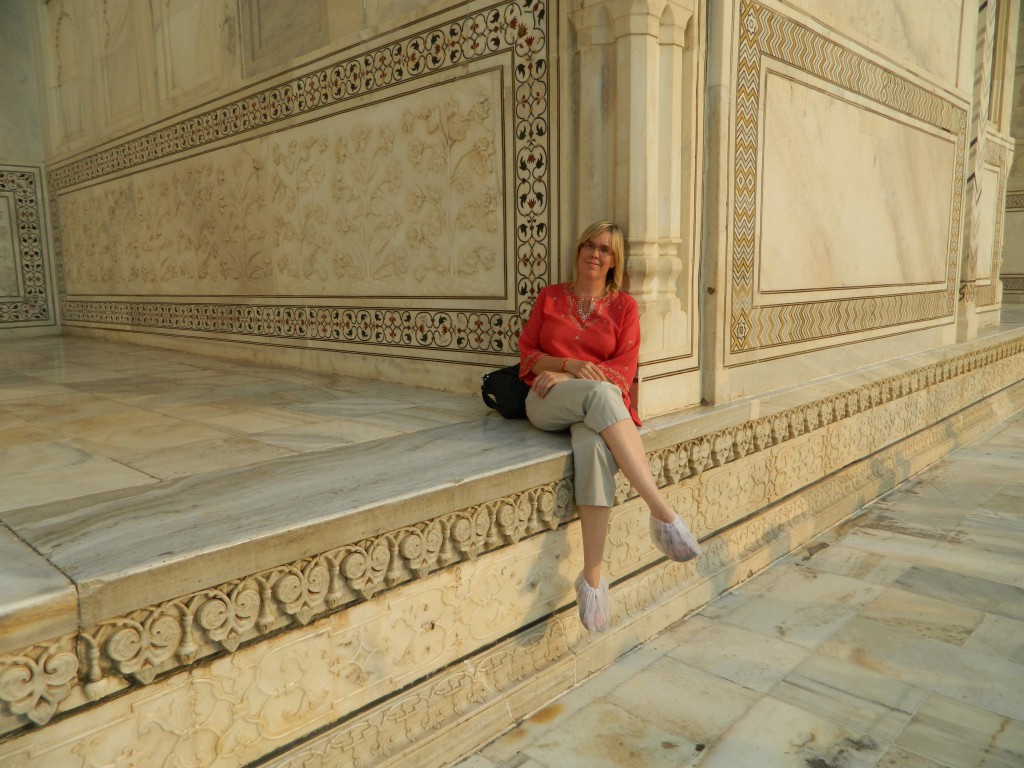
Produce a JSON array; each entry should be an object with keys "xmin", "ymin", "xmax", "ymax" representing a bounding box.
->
[
  {"xmin": 571, "ymin": 0, "xmax": 695, "ymax": 367},
  {"xmin": 958, "ymin": 0, "xmax": 996, "ymax": 340}
]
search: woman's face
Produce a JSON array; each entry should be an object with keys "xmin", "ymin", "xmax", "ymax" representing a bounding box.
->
[{"xmin": 576, "ymin": 230, "xmax": 615, "ymax": 286}]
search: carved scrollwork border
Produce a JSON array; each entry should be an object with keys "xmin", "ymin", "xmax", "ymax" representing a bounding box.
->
[
  {"xmin": 3, "ymin": 334, "xmax": 1024, "ymax": 729},
  {"xmin": 0, "ymin": 167, "xmax": 53, "ymax": 327}
]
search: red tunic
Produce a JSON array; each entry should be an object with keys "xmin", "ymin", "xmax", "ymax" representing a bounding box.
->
[{"xmin": 519, "ymin": 283, "xmax": 641, "ymax": 425}]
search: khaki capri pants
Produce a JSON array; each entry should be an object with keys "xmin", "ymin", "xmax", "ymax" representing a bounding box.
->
[{"xmin": 525, "ymin": 379, "xmax": 631, "ymax": 507}]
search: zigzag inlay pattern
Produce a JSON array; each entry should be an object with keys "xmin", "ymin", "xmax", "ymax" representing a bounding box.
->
[{"xmin": 730, "ymin": 0, "xmax": 966, "ymax": 356}]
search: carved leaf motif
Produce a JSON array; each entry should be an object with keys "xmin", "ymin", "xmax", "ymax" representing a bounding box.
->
[
  {"xmin": 448, "ymin": 507, "xmax": 490, "ymax": 560},
  {"xmin": 196, "ymin": 583, "xmax": 262, "ymax": 652},
  {"xmin": 495, "ymin": 498, "xmax": 530, "ymax": 543},
  {"xmin": 341, "ymin": 539, "xmax": 391, "ymax": 599},
  {"xmin": 399, "ymin": 521, "xmax": 444, "ymax": 578},
  {"xmin": 273, "ymin": 559, "xmax": 331, "ymax": 625},
  {"xmin": 0, "ymin": 646, "xmax": 77, "ymax": 726},
  {"xmin": 105, "ymin": 612, "xmax": 182, "ymax": 684}
]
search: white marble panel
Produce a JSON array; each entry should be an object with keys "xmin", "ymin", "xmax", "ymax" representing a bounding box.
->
[
  {"xmin": 663, "ymin": 615, "xmax": 812, "ymax": 693},
  {"xmin": 606, "ymin": 656, "xmax": 761, "ymax": 744},
  {"xmin": 773, "ymin": 653, "xmax": 928, "ymax": 743},
  {"xmin": 240, "ymin": 0, "xmax": 328, "ymax": 75},
  {"xmin": 820, "ymin": 617, "xmax": 1024, "ymax": 721},
  {"xmin": 975, "ymin": 163, "xmax": 1001, "ymax": 283},
  {"xmin": 0, "ymin": 0, "xmax": 45, "ymax": 160},
  {"xmin": 1, "ymin": 418, "xmax": 571, "ymax": 625},
  {"xmin": 895, "ymin": 693, "xmax": 1024, "ymax": 768},
  {"xmin": 698, "ymin": 567, "xmax": 885, "ymax": 649},
  {"xmin": 794, "ymin": 0, "xmax": 964, "ymax": 85},
  {"xmin": 153, "ymin": 0, "xmax": 234, "ymax": 101},
  {"xmin": 97, "ymin": 0, "xmax": 146, "ymax": 126},
  {"xmin": 758, "ymin": 70, "xmax": 954, "ymax": 298},
  {"xmin": 191, "ymin": 625, "xmax": 334, "ymax": 768}
]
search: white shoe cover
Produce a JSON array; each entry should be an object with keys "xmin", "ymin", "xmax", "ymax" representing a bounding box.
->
[
  {"xmin": 650, "ymin": 515, "xmax": 702, "ymax": 562},
  {"xmin": 574, "ymin": 571, "xmax": 610, "ymax": 632}
]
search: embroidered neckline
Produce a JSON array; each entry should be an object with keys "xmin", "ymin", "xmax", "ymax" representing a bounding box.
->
[{"xmin": 563, "ymin": 283, "xmax": 610, "ymax": 326}]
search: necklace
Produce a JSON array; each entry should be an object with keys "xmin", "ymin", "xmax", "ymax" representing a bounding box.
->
[
  {"xmin": 577, "ymin": 296, "xmax": 595, "ymax": 321},
  {"xmin": 572, "ymin": 286, "xmax": 604, "ymax": 322}
]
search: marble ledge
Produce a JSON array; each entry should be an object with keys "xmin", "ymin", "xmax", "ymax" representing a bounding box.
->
[
  {"xmin": 0, "ymin": 524, "xmax": 77, "ymax": 656},
  {"xmin": 643, "ymin": 321, "xmax": 1024, "ymax": 451},
  {"xmin": 3, "ymin": 321, "xmax": 1024, "ymax": 657},
  {"xmin": 0, "ymin": 418, "xmax": 574, "ymax": 631}
]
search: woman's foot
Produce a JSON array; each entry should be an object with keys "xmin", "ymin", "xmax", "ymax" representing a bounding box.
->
[
  {"xmin": 650, "ymin": 514, "xmax": 702, "ymax": 562},
  {"xmin": 574, "ymin": 571, "xmax": 610, "ymax": 632}
]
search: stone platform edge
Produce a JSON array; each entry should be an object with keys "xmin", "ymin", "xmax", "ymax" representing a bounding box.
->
[{"xmin": 1, "ymin": 326, "xmax": 1024, "ymax": 760}]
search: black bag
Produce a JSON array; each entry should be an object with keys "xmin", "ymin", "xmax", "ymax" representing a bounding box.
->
[{"xmin": 481, "ymin": 364, "xmax": 530, "ymax": 419}]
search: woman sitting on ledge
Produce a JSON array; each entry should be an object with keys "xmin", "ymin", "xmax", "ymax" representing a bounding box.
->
[{"xmin": 518, "ymin": 220, "xmax": 702, "ymax": 633}]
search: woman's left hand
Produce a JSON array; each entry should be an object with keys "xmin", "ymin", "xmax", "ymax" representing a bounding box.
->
[{"xmin": 531, "ymin": 370, "xmax": 573, "ymax": 397}]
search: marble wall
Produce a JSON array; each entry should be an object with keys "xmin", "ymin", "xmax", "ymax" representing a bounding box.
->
[
  {"xmin": 22, "ymin": 0, "xmax": 1020, "ymax": 408},
  {"xmin": 44, "ymin": 0, "xmax": 551, "ymax": 393},
  {"xmin": 702, "ymin": 0, "xmax": 1016, "ymax": 401}
]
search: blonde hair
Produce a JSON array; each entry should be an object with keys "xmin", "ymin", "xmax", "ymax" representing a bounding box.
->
[{"xmin": 572, "ymin": 220, "xmax": 625, "ymax": 293}]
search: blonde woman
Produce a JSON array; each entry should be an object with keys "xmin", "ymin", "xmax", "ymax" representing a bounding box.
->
[{"xmin": 518, "ymin": 221, "xmax": 701, "ymax": 632}]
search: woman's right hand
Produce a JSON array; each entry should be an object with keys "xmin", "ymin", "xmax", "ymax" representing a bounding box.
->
[
  {"xmin": 566, "ymin": 359, "xmax": 607, "ymax": 381},
  {"xmin": 531, "ymin": 370, "xmax": 574, "ymax": 397}
]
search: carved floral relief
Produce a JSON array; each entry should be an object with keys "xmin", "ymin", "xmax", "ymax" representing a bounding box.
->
[{"xmin": 59, "ymin": 79, "xmax": 502, "ymax": 301}]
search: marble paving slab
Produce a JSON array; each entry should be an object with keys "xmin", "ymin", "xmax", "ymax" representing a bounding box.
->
[
  {"xmin": 819, "ymin": 617, "xmax": 1024, "ymax": 722},
  {"xmin": 659, "ymin": 615, "xmax": 812, "ymax": 693},
  {"xmin": 772, "ymin": 652, "xmax": 928, "ymax": 743},
  {"xmin": 695, "ymin": 567, "xmax": 886, "ymax": 649},
  {"xmin": 894, "ymin": 693, "xmax": 1024, "ymax": 768},
  {"xmin": 695, "ymin": 697, "xmax": 887, "ymax": 768},
  {"xmin": 892, "ymin": 564, "xmax": 1024, "ymax": 622}
]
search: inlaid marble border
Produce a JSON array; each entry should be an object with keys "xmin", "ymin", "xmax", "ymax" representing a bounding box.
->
[
  {"xmin": 3, "ymin": 329, "xmax": 1023, "ymax": 734},
  {"xmin": 0, "ymin": 166, "xmax": 54, "ymax": 327},
  {"xmin": 1006, "ymin": 191, "xmax": 1024, "ymax": 210},
  {"xmin": 728, "ymin": 0, "xmax": 966, "ymax": 361},
  {"xmin": 1003, "ymin": 275, "xmax": 1024, "ymax": 294},
  {"xmin": 51, "ymin": 0, "xmax": 551, "ymax": 353}
]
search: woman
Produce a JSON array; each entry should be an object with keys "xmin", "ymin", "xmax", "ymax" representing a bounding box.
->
[{"xmin": 519, "ymin": 221, "xmax": 701, "ymax": 632}]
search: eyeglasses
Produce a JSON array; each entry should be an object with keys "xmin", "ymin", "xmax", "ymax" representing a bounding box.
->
[{"xmin": 581, "ymin": 241, "xmax": 614, "ymax": 258}]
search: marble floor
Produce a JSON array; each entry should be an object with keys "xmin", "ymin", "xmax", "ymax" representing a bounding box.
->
[
  {"xmin": 0, "ymin": 335, "xmax": 483, "ymax": 514},
  {"xmin": 452, "ymin": 408, "xmax": 1024, "ymax": 768}
]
